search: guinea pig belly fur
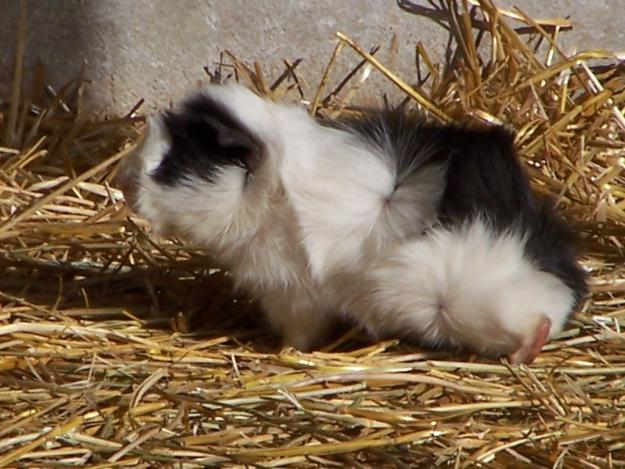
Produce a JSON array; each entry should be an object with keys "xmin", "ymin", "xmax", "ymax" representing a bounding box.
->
[{"xmin": 117, "ymin": 82, "xmax": 587, "ymax": 361}]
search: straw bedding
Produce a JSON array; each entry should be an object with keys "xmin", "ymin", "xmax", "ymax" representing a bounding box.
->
[{"xmin": 1, "ymin": 0, "xmax": 625, "ymax": 467}]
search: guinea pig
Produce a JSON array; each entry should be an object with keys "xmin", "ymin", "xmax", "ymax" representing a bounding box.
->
[{"xmin": 116, "ymin": 82, "xmax": 587, "ymax": 364}]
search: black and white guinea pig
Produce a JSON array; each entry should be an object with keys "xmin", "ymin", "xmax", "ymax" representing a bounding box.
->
[{"xmin": 116, "ymin": 82, "xmax": 587, "ymax": 364}]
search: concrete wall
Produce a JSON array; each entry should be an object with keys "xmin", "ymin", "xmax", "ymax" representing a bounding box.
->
[{"xmin": 1, "ymin": 0, "xmax": 623, "ymax": 115}]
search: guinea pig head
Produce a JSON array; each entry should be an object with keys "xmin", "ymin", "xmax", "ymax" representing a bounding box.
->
[{"xmin": 116, "ymin": 85, "xmax": 279, "ymax": 247}]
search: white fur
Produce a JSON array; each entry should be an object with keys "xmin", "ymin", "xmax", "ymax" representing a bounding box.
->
[
  {"xmin": 342, "ymin": 219, "xmax": 576, "ymax": 356},
  {"xmin": 203, "ymin": 84, "xmax": 438, "ymax": 279},
  {"xmin": 122, "ymin": 82, "xmax": 577, "ymax": 356}
]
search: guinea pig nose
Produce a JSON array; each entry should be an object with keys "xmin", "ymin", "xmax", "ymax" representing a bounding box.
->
[
  {"xmin": 115, "ymin": 158, "xmax": 140, "ymax": 210},
  {"xmin": 508, "ymin": 315, "xmax": 552, "ymax": 365}
]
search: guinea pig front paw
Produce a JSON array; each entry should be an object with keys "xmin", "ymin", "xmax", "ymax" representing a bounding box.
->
[
  {"xmin": 261, "ymin": 297, "xmax": 332, "ymax": 353},
  {"xmin": 281, "ymin": 323, "xmax": 328, "ymax": 353}
]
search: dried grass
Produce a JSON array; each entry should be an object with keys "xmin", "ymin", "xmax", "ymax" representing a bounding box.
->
[{"xmin": 1, "ymin": 0, "xmax": 625, "ymax": 467}]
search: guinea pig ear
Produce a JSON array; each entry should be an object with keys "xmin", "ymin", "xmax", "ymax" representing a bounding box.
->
[
  {"xmin": 154, "ymin": 106, "xmax": 263, "ymax": 186},
  {"xmin": 201, "ymin": 115, "xmax": 262, "ymax": 173},
  {"xmin": 181, "ymin": 92, "xmax": 263, "ymax": 172}
]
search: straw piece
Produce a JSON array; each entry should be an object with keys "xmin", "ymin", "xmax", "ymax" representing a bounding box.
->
[
  {"xmin": 0, "ymin": 416, "xmax": 84, "ymax": 467},
  {"xmin": 335, "ymin": 32, "xmax": 451, "ymax": 122}
]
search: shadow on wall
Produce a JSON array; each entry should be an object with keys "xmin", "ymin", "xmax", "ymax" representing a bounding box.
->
[
  {"xmin": 0, "ymin": 0, "xmax": 100, "ymax": 108},
  {"xmin": 0, "ymin": 0, "xmax": 455, "ymax": 115},
  {"xmin": 2, "ymin": 0, "xmax": 621, "ymax": 116},
  {"xmin": 2, "ymin": 1, "xmax": 444, "ymax": 109}
]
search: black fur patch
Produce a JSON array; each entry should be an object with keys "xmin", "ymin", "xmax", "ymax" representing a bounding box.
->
[
  {"xmin": 320, "ymin": 107, "xmax": 449, "ymax": 188},
  {"xmin": 438, "ymin": 125, "xmax": 587, "ymax": 308},
  {"xmin": 521, "ymin": 198, "xmax": 588, "ymax": 308},
  {"xmin": 330, "ymin": 107, "xmax": 587, "ymax": 310},
  {"xmin": 152, "ymin": 94, "xmax": 261, "ymax": 186}
]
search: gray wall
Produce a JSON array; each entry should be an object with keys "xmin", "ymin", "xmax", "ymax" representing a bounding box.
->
[{"xmin": 1, "ymin": 0, "xmax": 623, "ymax": 115}]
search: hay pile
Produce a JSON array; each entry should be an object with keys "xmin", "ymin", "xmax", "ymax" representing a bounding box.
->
[{"xmin": 1, "ymin": 1, "xmax": 625, "ymax": 467}]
